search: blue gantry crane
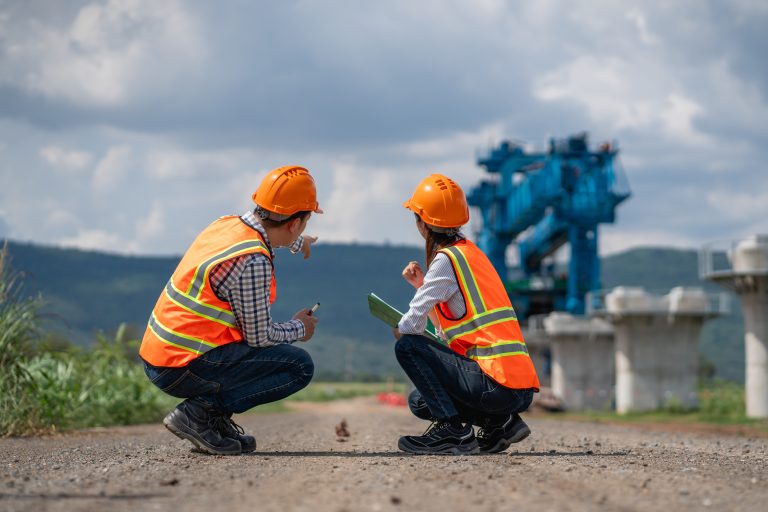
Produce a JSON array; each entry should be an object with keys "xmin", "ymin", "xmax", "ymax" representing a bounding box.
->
[{"xmin": 467, "ymin": 133, "xmax": 631, "ymax": 320}]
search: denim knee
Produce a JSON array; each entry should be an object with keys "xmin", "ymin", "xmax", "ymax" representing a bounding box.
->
[
  {"xmin": 292, "ymin": 347, "xmax": 315, "ymax": 384},
  {"xmin": 394, "ymin": 335, "xmax": 417, "ymax": 359}
]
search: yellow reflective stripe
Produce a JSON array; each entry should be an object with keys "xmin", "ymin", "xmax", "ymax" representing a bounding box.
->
[
  {"xmin": 466, "ymin": 341, "xmax": 529, "ymax": 359},
  {"xmin": 164, "ymin": 281, "xmax": 237, "ymax": 328},
  {"xmin": 460, "ymin": 252, "xmax": 487, "ymax": 313},
  {"xmin": 148, "ymin": 314, "xmax": 218, "ymax": 355},
  {"xmin": 148, "ymin": 322, "xmax": 205, "ymax": 355},
  {"xmin": 442, "ymin": 247, "xmax": 486, "ymax": 315},
  {"xmin": 195, "ymin": 247, "xmax": 270, "ymax": 300},
  {"xmin": 187, "ymin": 240, "xmax": 269, "ymax": 298},
  {"xmin": 470, "ymin": 351, "xmax": 531, "ymax": 360},
  {"xmin": 443, "ymin": 307, "xmax": 518, "ymax": 342}
]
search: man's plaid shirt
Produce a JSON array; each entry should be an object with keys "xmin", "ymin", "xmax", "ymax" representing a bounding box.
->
[{"xmin": 208, "ymin": 210, "xmax": 306, "ymax": 347}]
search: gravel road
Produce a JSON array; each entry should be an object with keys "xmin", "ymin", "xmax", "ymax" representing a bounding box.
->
[{"xmin": 1, "ymin": 397, "xmax": 766, "ymax": 512}]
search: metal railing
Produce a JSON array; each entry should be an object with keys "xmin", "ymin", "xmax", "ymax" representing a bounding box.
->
[
  {"xmin": 700, "ymin": 236, "xmax": 768, "ymax": 279},
  {"xmin": 586, "ymin": 287, "xmax": 730, "ymax": 316}
]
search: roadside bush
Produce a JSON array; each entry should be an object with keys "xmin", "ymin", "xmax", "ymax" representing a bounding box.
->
[
  {"xmin": 0, "ymin": 246, "xmax": 43, "ymax": 435},
  {"xmin": 22, "ymin": 325, "xmax": 175, "ymax": 432},
  {"xmin": 0, "ymin": 245, "xmax": 174, "ymax": 436},
  {"xmin": 699, "ymin": 379, "xmax": 746, "ymax": 422}
]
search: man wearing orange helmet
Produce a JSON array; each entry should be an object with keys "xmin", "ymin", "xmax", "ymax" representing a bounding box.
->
[
  {"xmin": 139, "ymin": 166, "xmax": 322, "ymax": 455},
  {"xmin": 394, "ymin": 174, "xmax": 540, "ymax": 455}
]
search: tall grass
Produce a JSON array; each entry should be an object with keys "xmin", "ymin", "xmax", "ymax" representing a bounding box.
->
[
  {"xmin": 21, "ymin": 326, "xmax": 177, "ymax": 432},
  {"xmin": 0, "ymin": 246, "xmax": 175, "ymax": 436},
  {"xmin": 0, "ymin": 246, "xmax": 43, "ymax": 434}
]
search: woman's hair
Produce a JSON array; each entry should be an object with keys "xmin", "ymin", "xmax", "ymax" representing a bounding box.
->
[{"xmin": 416, "ymin": 214, "xmax": 465, "ymax": 266}]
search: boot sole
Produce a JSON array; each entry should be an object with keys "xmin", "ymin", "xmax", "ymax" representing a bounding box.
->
[
  {"xmin": 397, "ymin": 437, "xmax": 479, "ymax": 455},
  {"xmin": 163, "ymin": 416, "xmax": 242, "ymax": 456},
  {"xmin": 480, "ymin": 424, "xmax": 531, "ymax": 454}
]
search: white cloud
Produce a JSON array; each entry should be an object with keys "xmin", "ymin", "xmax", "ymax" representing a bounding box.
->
[
  {"xmin": 315, "ymin": 163, "xmax": 402, "ymax": 242},
  {"xmin": 600, "ymin": 226, "xmax": 698, "ymax": 256},
  {"xmin": 144, "ymin": 148, "xmax": 260, "ymax": 180},
  {"xmin": 398, "ymin": 123, "xmax": 506, "ymax": 160},
  {"xmin": 134, "ymin": 201, "xmax": 165, "ymax": 242},
  {"xmin": 40, "ymin": 146, "xmax": 93, "ymax": 171},
  {"xmin": 45, "ymin": 209, "xmax": 80, "ymax": 230},
  {"xmin": 706, "ymin": 189, "xmax": 768, "ymax": 222},
  {"xmin": 58, "ymin": 228, "xmax": 125, "ymax": 253},
  {"xmin": 626, "ymin": 8, "xmax": 659, "ymax": 46},
  {"xmin": 0, "ymin": 0, "xmax": 203, "ymax": 106},
  {"xmin": 93, "ymin": 145, "xmax": 132, "ymax": 192},
  {"xmin": 534, "ymin": 56, "xmax": 713, "ymax": 146}
]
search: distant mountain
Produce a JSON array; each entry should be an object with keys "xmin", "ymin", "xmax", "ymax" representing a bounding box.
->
[{"xmin": 4, "ymin": 241, "xmax": 745, "ymax": 382}]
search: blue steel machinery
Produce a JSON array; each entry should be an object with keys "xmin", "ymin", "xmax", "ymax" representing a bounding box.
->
[{"xmin": 467, "ymin": 133, "xmax": 631, "ymax": 322}]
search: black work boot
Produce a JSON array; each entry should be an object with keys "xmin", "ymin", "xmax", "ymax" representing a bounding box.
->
[
  {"xmin": 218, "ymin": 413, "xmax": 256, "ymax": 453},
  {"xmin": 163, "ymin": 399, "xmax": 242, "ymax": 455},
  {"xmin": 398, "ymin": 421, "xmax": 479, "ymax": 455},
  {"xmin": 476, "ymin": 413, "xmax": 531, "ymax": 453}
]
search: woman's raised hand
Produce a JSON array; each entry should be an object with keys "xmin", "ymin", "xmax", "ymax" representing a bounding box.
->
[{"xmin": 402, "ymin": 261, "xmax": 424, "ymax": 288}]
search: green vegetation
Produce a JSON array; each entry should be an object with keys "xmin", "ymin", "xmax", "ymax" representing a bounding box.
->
[
  {"xmin": 558, "ymin": 380, "xmax": 767, "ymax": 433},
  {"xmin": 0, "ymin": 247, "xmax": 175, "ymax": 436},
  {"xmin": 0, "ymin": 246, "xmax": 44, "ymax": 435},
  {"xmin": 698, "ymin": 379, "xmax": 749, "ymax": 423}
]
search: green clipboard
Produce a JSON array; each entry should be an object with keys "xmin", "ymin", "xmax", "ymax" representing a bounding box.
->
[{"xmin": 367, "ymin": 292, "xmax": 443, "ymax": 344}]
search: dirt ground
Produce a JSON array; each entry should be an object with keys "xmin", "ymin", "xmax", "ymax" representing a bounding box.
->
[{"xmin": 1, "ymin": 397, "xmax": 766, "ymax": 512}]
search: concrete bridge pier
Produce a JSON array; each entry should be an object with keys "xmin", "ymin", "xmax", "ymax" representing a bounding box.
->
[
  {"xmin": 703, "ymin": 235, "xmax": 768, "ymax": 418},
  {"xmin": 603, "ymin": 287, "xmax": 719, "ymax": 414},
  {"xmin": 543, "ymin": 313, "xmax": 614, "ymax": 411}
]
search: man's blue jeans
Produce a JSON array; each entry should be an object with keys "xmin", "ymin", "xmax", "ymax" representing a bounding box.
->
[
  {"xmin": 143, "ymin": 342, "xmax": 314, "ymax": 414},
  {"xmin": 395, "ymin": 334, "xmax": 534, "ymax": 424}
]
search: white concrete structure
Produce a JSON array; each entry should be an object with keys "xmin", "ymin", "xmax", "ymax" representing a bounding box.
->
[
  {"xmin": 522, "ymin": 315, "xmax": 552, "ymax": 388},
  {"xmin": 702, "ymin": 235, "xmax": 768, "ymax": 418},
  {"xmin": 594, "ymin": 287, "xmax": 722, "ymax": 414},
  {"xmin": 543, "ymin": 313, "xmax": 614, "ymax": 410}
]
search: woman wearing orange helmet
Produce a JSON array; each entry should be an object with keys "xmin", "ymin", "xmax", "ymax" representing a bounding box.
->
[
  {"xmin": 140, "ymin": 165, "xmax": 322, "ymax": 455},
  {"xmin": 395, "ymin": 174, "xmax": 540, "ymax": 455}
]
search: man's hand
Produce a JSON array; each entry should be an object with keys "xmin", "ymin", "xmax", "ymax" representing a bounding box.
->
[
  {"xmin": 402, "ymin": 261, "xmax": 424, "ymax": 288},
  {"xmin": 301, "ymin": 235, "xmax": 318, "ymax": 260},
  {"xmin": 392, "ymin": 328, "xmax": 402, "ymax": 340},
  {"xmin": 293, "ymin": 308, "xmax": 318, "ymax": 341}
]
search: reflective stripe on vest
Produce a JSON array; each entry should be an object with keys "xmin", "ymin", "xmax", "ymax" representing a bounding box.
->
[
  {"xmin": 147, "ymin": 314, "xmax": 218, "ymax": 356},
  {"xmin": 187, "ymin": 240, "xmax": 269, "ymax": 298},
  {"xmin": 442, "ymin": 245, "xmax": 487, "ymax": 315},
  {"xmin": 164, "ymin": 280, "xmax": 237, "ymax": 327},
  {"xmin": 442, "ymin": 306, "xmax": 518, "ymax": 342},
  {"xmin": 465, "ymin": 340, "xmax": 529, "ymax": 360}
]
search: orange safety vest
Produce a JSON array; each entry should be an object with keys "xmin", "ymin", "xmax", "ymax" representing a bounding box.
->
[
  {"xmin": 435, "ymin": 240, "xmax": 540, "ymax": 390},
  {"xmin": 139, "ymin": 216, "xmax": 276, "ymax": 368}
]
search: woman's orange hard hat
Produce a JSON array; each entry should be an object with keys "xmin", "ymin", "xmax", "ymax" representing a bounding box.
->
[{"xmin": 403, "ymin": 174, "xmax": 469, "ymax": 228}]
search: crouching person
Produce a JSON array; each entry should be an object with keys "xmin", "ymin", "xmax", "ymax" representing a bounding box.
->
[
  {"xmin": 139, "ymin": 166, "xmax": 322, "ymax": 455},
  {"xmin": 394, "ymin": 174, "xmax": 540, "ymax": 455}
]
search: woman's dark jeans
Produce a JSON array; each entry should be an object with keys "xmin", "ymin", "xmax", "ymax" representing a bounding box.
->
[
  {"xmin": 395, "ymin": 334, "xmax": 533, "ymax": 424},
  {"xmin": 143, "ymin": 342, "xmax": 314, "ymax": 414}
]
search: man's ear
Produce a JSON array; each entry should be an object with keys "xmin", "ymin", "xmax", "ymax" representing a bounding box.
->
[{"xmin": 287, "ymin": 217, "xmax": 303, "ymax": 234}]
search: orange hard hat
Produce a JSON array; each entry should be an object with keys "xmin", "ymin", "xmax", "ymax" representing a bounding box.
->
[
  {"xmin": 252, "ymin": 166, "xmax": 321, "ymax": 217},
  {"xmin": 403, "ymin": 174, "xmax": 469, "ymax": 228}
]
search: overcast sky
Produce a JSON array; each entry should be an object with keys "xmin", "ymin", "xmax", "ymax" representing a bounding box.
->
[{"xmin": 0, "ymin": 0, "xmax": 766, "ymax": 257}]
